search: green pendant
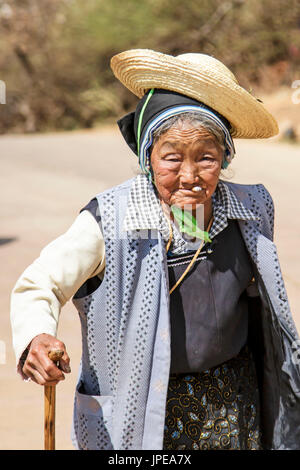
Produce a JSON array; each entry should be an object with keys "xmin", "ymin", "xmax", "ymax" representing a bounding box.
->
[{"xmin": 171, "ymin": 205, "xmax": 212, "ymax": 243}]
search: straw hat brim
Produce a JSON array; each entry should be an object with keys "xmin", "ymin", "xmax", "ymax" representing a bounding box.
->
[{"xmin": 110, "ymin": 49, "xmax": 279, "ymax": 139}]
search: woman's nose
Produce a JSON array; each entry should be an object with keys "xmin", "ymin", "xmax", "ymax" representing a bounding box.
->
[{"xmin": 180, "ymin": 161, "xmax": 198, "ymax": 185}]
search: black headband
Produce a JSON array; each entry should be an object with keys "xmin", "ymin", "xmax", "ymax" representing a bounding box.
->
[{"xmin": 117, "ymin": 88, "xmax": 231, "ymax": 156}]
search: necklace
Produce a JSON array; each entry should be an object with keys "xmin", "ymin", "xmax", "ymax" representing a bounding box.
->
[{"xmin": 165, "ymin": 213, "xmax": 214, "ymax": 295}]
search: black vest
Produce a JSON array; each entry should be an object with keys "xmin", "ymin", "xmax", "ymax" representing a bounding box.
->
[{"xmin": 168, "ymin": 219, "xmax": 254, "ymax": 374}]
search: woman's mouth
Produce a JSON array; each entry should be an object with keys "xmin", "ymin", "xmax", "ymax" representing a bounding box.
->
[{"xmin": 177, "ymin": 188, "xmax": 204, "ymax": 195}]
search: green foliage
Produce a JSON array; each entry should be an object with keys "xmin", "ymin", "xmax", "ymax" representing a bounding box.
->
[
  {"xmin": 171, "ymin": 205, "xmax": 212, "ymax": 243},
  {"xmin": 0, "ymin": 0, "xmax": 299, "ymax": 133}
]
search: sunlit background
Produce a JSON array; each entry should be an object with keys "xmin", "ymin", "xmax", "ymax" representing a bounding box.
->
[{"xmin": 0, "ymin": 0, "xmax": 299, "ymax": 136}]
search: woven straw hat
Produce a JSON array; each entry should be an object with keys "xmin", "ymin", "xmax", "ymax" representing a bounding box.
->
[{"xmin": 110, "ymin": 49, "xmax": 278, "ymax": 139}]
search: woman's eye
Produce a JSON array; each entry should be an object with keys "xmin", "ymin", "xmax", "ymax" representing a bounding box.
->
[
  {"xmin": 164, "ymin": 155, "xmax": 181, "ymax": 162},
  {"xmin": 201, "ymin": 155, "xmax": 218, "ymax": 164}
]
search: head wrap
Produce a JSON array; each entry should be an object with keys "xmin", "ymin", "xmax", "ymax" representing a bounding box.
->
[{"xmin": 118, "ymin": 89, "xmax": 235, "ymax": 174}]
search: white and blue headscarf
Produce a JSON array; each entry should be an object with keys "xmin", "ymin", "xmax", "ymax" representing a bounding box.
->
[{"xmin": 117, "ymin": 88, "xmax": 235, "ymax": 175}]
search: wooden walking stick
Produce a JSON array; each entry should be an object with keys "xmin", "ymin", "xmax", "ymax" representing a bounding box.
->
[{"xmin": 44, "ymin": 349, "xmax": 64, "ymax": 450}]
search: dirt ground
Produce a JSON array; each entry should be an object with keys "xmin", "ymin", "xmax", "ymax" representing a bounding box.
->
[{"xmin": 0, "ymin": 125, "xmax": 299, "ymax": 450}]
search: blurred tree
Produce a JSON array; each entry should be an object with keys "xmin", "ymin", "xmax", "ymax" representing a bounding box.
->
[{"xmin": 0, "ymin": 0, "xmax": 299, "ymax": 133}]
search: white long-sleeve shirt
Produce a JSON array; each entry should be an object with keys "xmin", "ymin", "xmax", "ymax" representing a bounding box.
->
[{"xmin": 10, "ymin": 210, "xmax": 105, "ymax": 368}]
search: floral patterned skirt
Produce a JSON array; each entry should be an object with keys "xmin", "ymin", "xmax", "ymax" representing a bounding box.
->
[{"xmin": 163, "ymin": 345, "xmax": 261, "ymax": 450}]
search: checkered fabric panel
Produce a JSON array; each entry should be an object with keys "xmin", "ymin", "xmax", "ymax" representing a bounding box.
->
[{"xmin": 123, "ymin": 174, "xmax": 258, "ymax": 254}]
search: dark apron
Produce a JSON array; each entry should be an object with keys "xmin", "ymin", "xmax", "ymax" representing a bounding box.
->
[{"xmin": 163, "ymin": 220, "xmax": 261, "ymax": 450}]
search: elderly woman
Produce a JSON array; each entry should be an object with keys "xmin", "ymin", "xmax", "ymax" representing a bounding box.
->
[{"xmin": 11, "ymin": 50, "xmax": 300, "ymax": 450}]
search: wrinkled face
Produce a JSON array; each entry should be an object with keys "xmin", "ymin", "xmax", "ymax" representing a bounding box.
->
[{"xmin": 150, "ymin": 121, "xmax": 224, "ymax": 209}]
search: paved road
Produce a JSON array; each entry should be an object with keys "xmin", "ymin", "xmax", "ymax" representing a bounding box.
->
[{"xmin": 0, "ymin": 128, "xmax": 299, "ymax": 449}]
